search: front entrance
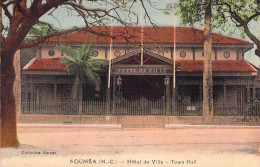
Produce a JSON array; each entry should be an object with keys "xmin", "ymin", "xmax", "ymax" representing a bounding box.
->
[
  {"xmin": 121, "ymin": 76, "xmax": 165, "ymax": 101},
  {"xmin": 114, "ymin": 76, "xmax": 168, "ymax": 128},
  {"xmin": 106, "ymin": 50, "xmax": 174, "ymax": 127},
  {"xmin": 106, "ymin": 50, "xmax": 174, "ymax": 118}
]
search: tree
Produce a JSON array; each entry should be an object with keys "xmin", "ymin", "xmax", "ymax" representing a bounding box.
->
[
  {"xmin": 163, "ymin": 0, "xmax": 214, "ymax": 121},
  {"xmin": 165, "ymin": 0, "xmax": 260, "ymax": 57},
  {"xmin": 1, "ymin": 0, "xmax": 154, "ymax": 148},
  {"xmin": 203, "ymin": 0, "xmax": 213, "ymax": 122},
  {"xmin": 59, "ymin": 44, "xmax": 104, "ymax": 101}
]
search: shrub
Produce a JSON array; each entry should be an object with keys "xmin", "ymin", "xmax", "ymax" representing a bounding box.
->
[{"xmin": 243, "ymin": 99, "xmax": 260, "ymax": 117}]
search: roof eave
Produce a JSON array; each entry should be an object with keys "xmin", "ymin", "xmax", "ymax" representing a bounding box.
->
[{"xmin": 22, "ymin": 70, "xmax": 67, "ymax": 75}]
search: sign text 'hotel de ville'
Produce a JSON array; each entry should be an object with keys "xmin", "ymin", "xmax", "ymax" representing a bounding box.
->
[{"xmin": 113, "ymin": 67, "xmax": 173, "ymax": 75}]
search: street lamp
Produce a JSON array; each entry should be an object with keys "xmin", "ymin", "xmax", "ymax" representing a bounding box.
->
[
  {"xmin": 164, "ymin": 76, "xmax": 170, "ymax": 115},
  {"xmin": 117, "ymin": 76, "xmax": 122, "ymax": 93},
  {"xmin": 164, "ymin": 76, "xmax": 170, "ymax": 85},
  {"xmin": 117, "ymin": 76, "xmax": 122, "ymax": 86}
]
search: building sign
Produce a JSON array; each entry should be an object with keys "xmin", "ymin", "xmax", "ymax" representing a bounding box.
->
[{"xmin": 112, "ymin": 67, "xmax": 173, "ymax": 75}]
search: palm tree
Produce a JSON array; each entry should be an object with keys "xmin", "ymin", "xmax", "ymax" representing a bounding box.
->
[{"xmin": 59, "ymin": 44, "xmax": 105, "ymax": 101}]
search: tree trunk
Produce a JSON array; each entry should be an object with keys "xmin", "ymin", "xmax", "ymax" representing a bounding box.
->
[
  {"xmin": 203, "ymin": 0, "xmax": 213, "ymax": 123},
  {"xmin": 79, "ymin": 78, "xmax": 83, "ymax": 122},
  {"xmin": 1, "ymin": 49, "xmax": 20, "ymax": 148},
  {"xmin": 72, "ymin": 75, "xmax": 80, "ymax": 100}
]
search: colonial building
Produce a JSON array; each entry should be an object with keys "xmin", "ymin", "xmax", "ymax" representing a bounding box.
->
[{"xmin": 21, "ymin": 26, "xmax": 260, "ymax": 116}]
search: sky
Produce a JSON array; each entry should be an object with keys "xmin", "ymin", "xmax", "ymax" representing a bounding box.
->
[{"xmin": 38, "ymin": 0, "xmax": 260, "ymax": 67}]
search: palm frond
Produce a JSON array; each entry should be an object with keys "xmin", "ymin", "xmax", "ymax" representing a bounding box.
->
[
  {"xmin": 88, "ymin": 58, "xmax": 106, "ymax": 71},
  {"xmin": 85, "ymin": 69, "xmax": 101, "ymax": 87},
  {"xmin": 59, "ymin": 44, "xmax": 104, "ymax": 88},
  {"xmin": 59, "ymin": 45, "xmax": 77, "ymax": 57}
]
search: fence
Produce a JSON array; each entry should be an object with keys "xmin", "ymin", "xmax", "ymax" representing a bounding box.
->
[
  {"xmin": 173, "ymin": 101, "xmax": 203, "ymax": 116},
  {"xmin": 115, "ymin": 97, "xmax": 166, "ymax": 115},
  {"xmin": 21, "ymin": 100, "xmax": 260, "ymax": 117},
  {"xmin": 20, "ymin": 99, "xmax": 260, "ymax": 125},
  {"xmin": 21, "ymin": 100, "xmax": 107, "ymax": 115}
]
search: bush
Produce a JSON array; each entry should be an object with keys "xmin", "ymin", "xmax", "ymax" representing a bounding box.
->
[{"xmin": 243, "ymin": 99, "xmax": 260, "ymax": 117}]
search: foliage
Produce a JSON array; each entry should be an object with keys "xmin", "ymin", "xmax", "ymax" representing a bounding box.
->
[
  {"xmin": 164, "ymin": 0, "xmax": 260, "ymax": 38},
  {"xmin": 26, "ymin": 22, "xmax": 58, "ymax": 41},
  {"xmin": 60, "ymin": 44, "xmax": 105, "ymax": 75},
  {"xmin": 1, "ymin": 0, "xmax": 155, "ymax": 148},
  {"xmin": 60, "ymin": 44, "xmax": 105, "ymax": 100},
  {"xmin": 243, "ymin": 99, "xmax": 260, "ymax": 116}
]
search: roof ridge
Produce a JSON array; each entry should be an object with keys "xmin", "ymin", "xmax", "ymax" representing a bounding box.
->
[
  {"xmin": 23, "ymin": 57, "xmax": 37, "ymax": 70},
  {"xmin": 243, "ymin": 60, "xmax": 258, "ymax": 72},
  {"xmin": 45, "ymin": 26, "xmax": 250, "ymax": 45}
]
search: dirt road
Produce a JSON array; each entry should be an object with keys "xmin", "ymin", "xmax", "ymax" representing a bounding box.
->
[{"xmin": 1, "ymin": 125, "xmax": 260, "ymax": 167}]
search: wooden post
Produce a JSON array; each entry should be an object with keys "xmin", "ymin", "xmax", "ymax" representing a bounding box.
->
[
  {"xmin": 105, "ymin": 47, "xmax": 108, "ymax": 59},
  {"xmin": 112, "ymin": 75, "xmax": 116, "ymax": 114},
  {"xmin": 247, "ymin": 85, "xmax": 250, "ymax": 101},
  {"xmin": 54, "ymin": 83, "xmax": 57, "ymax": 101},
  {"xmin": 242, "ymin": 49, "xmax": 244, "ymax": 60},
  {"xmin": 166, "ymin": 81, "xmax": 170, "ymax": 115},
  {"xmin": 30, "ymin": 83, "xmax": 34, "ymax": 100},
  {"xmin": 199, "ymin": 84, "xmax": 203, "ymax": 112},
  {"xmin": 36, "ymin": 86, "xmax": 39, "ymax": 103},
  {"xmin": 242, "ymin": 86, "xmax": 246, "ymax": 104},
  {"xmin": 25, "ymin": 83, "xmax": 28, "ymax": 102},
  {"xmin": 172, "ymin": 85, "xmax": 176, "ymax": 114},
  {"xmin": 223, "ymin": 84, "xmax": 226, "ymax": 105},
  {"xmin": 236, "ymin": 49, "xmax": 239, "ymax": 60},
  {"xmin": 252, "ymin": 85, "xmax": 256, "ymax": 99},
  {"xmin": 240, "ymin": 85, "xmax": 243, "ymax": 111},
  {"xmin": 170, "ymin": 47, "xmax": 173, "ymax": 59},
  {"xmin": 214, "ymin": 48, "xmax": 217, "ymax": 60},
  {"xmin": 192, "ymin": 47, "xmax": 195, "ymax": 60},
  {"xmin": 106, "ymin": 87, "xmax": 111, "ymax": 114},
  {"xmin": 30, "ymin": 83, "xmax": 34, "ymax": 114}
]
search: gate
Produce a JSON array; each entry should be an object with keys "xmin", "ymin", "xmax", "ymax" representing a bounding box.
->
[
  {"xmin": 115, "ymin": 96, "xmax": 166, "ymax": 128},
  {"xmin": 115, "ymin": 96, "xmax": 166, "ymax": 115}
]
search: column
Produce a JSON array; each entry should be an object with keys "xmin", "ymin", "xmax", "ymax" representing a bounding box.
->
[
  {"xmin": 199, "ymin": 84, "xmax": 203, "ymax": 110},
  {"xmin": 242, "ymin": 86, "xmax": 246, "ymax": 104},
  {"xmin": 240, "ymin": 85, "xmax": 243, "ymax": 108},
  {"xmin": 30, "ymin": 83, "xmax": 34, "ymax": 114},
  {"xmin": 24, "ymin": 83, "xmax": 28, "ymax": 102},
  {"xmin": 214, "ymin": 48, "xmax": 217, "ymax": 60},
  {"xmin": 242, "ymin": 49, "xmax": 245, "ymax": 60},
  {"xmin": 170, "ymin": 47, "xmax": 173, "ymax": 59},
  {"xmin": 36, "ymin": 85, "xmax": 40, "ymax": 103},
  {"xmin": 172, "ymin": 84, "xmax": 178, "ymax": 113},
  {"xmin": 236, "ymin": 49, "xmax": 239, "ymax": 60},
  {"xmin": 166, "ymin": 80, "xmax": 170, "ymax": 115},
  {"xmin": 247, "ymin": 85, "xmax": 250, "ymax": 101},
  {"xmin": 54, "ymin": 83, "xmax": 57, "ymax": 101},
  {"xmin": 112, "ymin": 75, "xmax": 116, "ymax": 114},
  {"xmin": 106, "ymin": 86, "xmax": 111, "ymax": 114},
  {"xmin": 223, "ymin": 84, "xmax": 226, "ymax": 107},
  {"xmin": 192, "ymin": 47, "xmax": 195, "ymax": 60},
  {"xmin": 30, "ymin": 83, "xmax": 34, "ymax": 101},
  {"xmin": 252, "ymin": 85, "xmax": 256, "ymax": 99}
]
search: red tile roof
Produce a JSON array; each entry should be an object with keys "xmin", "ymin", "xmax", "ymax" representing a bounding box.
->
[
  {"xmin": 177, "ymin": 60, "xmax": 257, "ymax": 73},
  {"xmin": 46, "ymin": 26, "xmax": 249, "ymax": 45},
  {"xmin": 24, "ymin": 57, "xmax": 256, "ymax": 73},
  {"xmin": 24, "ymin": 57, "xmax": 66, "ymax": 71}
]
